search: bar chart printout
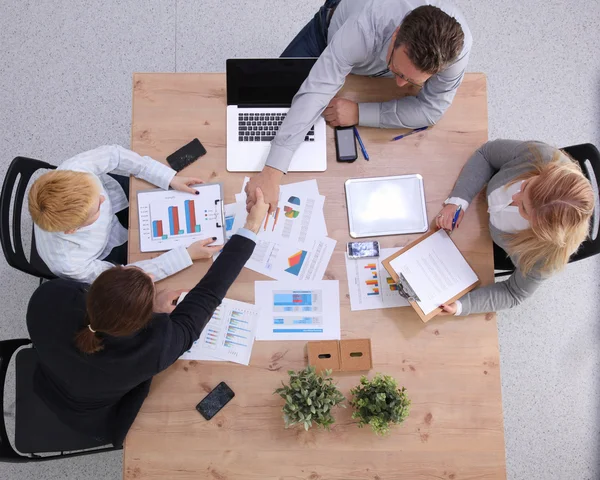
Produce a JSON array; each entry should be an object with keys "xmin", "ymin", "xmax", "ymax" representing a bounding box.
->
[
  {"xmin": 138, "ymin": 184, "xmax": 225, "ymax": 252},
  {"xmin": 255, "ymin": 280, "xmax": 341, "ymax": 341},
  {"xmin": 179, "ymin": 297, "xmax": 260, "ymax": 365}
]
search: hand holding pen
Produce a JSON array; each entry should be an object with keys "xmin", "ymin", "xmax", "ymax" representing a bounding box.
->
[{"xmin": 435, "ymin": 203, "xmax": 464, "ymax": 232}]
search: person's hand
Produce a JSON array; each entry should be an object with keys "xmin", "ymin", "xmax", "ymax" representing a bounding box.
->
[
  {"xmin": 170, "ymin": 176, "xmax": 204, "ymax": 194},
  {"xmin": 245, "ymin": 167, "xmax": 282, "ymax": 214},
  {"xmin": 435, "ymin": 203, "xmax": 465, "ymax": 231},
  {"xmin": 186, "ymin": 237, "xmax": 222, "ymax": 260},
  {"xmin": 244, "ymin": 188, "xmax": 270, "ymax": 234},
  {"xmin": 154, "ymin": 289, "xmax": 187, "ymax": 314},
  {"xmin": 323, "ymin": 98, "xmax": 359, "ymax": 127},
  {"xmin": 439, "ymin": 303, "xmax": 457, "ymax": 316}
]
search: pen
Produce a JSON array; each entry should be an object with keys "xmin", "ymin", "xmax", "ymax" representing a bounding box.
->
[
  {"xmin": 391, "ymin": 126, "xmax": 429, "ymax": 142},
  {"xmin": 353, "ymin": 126, "xmax": 369, "ymax": 160},
  {"xmin": 451, "ymin": 205, "xmax": 462, "ymax": 231}
]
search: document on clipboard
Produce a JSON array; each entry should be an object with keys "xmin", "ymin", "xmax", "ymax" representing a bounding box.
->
[
  {"xmin": 137, "ymin": 183, "xmax": 226, "ymax": 252},
  {"xmin": 382, "ymin": 229, "xmax": 479, "ymax": 322}
]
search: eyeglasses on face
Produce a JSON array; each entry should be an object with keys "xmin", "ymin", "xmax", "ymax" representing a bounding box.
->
[{"xmin": 387, "ymin": 44, "xmax": 425, "ymax": 88}]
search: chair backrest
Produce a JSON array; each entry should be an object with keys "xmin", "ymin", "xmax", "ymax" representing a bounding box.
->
[
  {"xmin": 0, "ymin": 157, "xmax": 56, "ymax": 278},
  {"xmin": 495, "ymin": 143, "xmax": 600, "ymax": 275},
  {"xmin": 562, "ymin": 143, "xmax": 600, "ymax": 262},
  {"xmin": 0, "ymin": 338, "xmax": 32, "ymax": 462}
]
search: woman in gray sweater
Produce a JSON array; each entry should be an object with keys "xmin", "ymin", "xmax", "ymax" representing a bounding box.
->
[{"xmin": 435, "ymin": 139, "xmax": 594, "ymax": 316}]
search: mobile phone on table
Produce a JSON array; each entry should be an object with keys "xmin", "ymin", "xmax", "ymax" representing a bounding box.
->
[
  {"xmin": 166, "ymin": 138, "xmax": 207, "ymax": 172},
  {"xmin": 196, "ymin": 382, "xmax": 235, "ymax": 420},
  {"xmin": 347, "ymin": 241, "xmax": 380, "ymax": 259},
  {"xmin": 335, "ymin": 126, "xmax": 358, "ymax": 162}
]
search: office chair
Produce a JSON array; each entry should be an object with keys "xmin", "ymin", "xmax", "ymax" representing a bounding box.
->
[
  {"xmin": 0, "ymin": 339, "xmax": 120, "ymax": 462},
  {"xmin": 494, "ymin": 143, "xmax": 600, "ymax": 276},
  {"xmin": 0, "ymin": 157, "xmax": 57, "ymax": 280}
]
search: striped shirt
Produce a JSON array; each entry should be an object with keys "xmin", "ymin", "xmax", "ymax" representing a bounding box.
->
[{"xmin": 34, "ymin": 145, "xmax": 194, "ymax": 284}]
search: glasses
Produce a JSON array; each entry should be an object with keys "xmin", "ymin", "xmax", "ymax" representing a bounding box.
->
[{"xmin": 387, "ymin": 44, "xmax": 425, "ymax": 88}]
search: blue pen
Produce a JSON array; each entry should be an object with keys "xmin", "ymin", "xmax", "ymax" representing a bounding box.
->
[
  {"xmin": 451, "ymin": 205, "xmax": 462, "ymax": 231},
  {"xmin": 391, "ymin": 126, "xmax": 429, "ymax": 142},
  {"xmin": 353, "ymin": 126, "xmax": 369, "ymax": 160}
]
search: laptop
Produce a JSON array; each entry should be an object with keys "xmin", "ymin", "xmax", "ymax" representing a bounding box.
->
[{"xmin": 226, "ymin": 58, "xmax": 327, "ymax": 172}]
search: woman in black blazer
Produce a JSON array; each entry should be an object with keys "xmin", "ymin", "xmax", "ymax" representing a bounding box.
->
[{"xmin": 26, "ymin": 189, "xmax": 268, "ymax": 446}]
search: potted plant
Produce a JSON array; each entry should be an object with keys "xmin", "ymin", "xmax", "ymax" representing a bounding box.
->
[
  {"xmin": 274, "ymin": 366, "xmax": 346, "ymax": 431},
  {"xmin": 349, "ymin": 373, "xmax": 411, "ymax": 436}
]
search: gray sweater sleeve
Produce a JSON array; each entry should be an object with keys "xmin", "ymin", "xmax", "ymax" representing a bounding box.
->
[
  {"xmin": 458, "ymin": 267, "xmax": 545, "ymax": 316},
  {"xmin": 449, "ymin": 139, "xmax": 526, "ymax": 204}
]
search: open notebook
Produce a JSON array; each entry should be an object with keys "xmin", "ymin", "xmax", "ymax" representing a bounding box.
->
[{"xmin": 382, "ymin": 229, "xmax": 480, "ymax": 322}]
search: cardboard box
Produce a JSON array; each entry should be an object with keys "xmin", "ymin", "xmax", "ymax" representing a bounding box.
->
[
  {"xmin": 339, "ymin": 339, "xmax": 373, "ymax": 372},
  {"xmin": 307, "ymin": 339, "xmax": 373, "ymax": 373},
  {"xmin": 307, "ymin": 340, "xmax": 341, "ymax": 372}
]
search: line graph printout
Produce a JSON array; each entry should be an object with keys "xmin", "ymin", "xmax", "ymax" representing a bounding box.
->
[
  {"xmin": 178, "ymin": 296, "xmax": 260, "ymax": 365},
  {"xmin": 138, "ymin": 183, "xmax": 225, "ymax": 252},
  {"xmin": 255, "ymin": 280, "xmax": 340, "ymax": 341}
]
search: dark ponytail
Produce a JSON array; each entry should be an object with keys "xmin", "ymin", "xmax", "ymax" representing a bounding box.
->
[
  {"xmin": 74, "ymin": 324, "xmax": 104, "ymax": 354},
  {"xmin": 74, "ymin": 266, "xmax": 155, "ymax": 354}
]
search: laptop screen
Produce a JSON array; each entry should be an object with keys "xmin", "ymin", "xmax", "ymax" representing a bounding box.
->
[{"xmin": 226, "ymin": 58, "xmax": 318, "ymax": 107}]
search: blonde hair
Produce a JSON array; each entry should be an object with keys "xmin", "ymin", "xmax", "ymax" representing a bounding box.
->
[
  {"xmin": 504, "ymin": 146, "xmax": 594, "ymax": 275},
  {"xmin": 28, "ymin": 171, "xmax": 99, "ymax": 232}
]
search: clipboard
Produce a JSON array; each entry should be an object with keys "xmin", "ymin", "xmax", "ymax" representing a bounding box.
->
[
  {"xmin": 381, "ymin": 229, "xmax": 480, "ymax": 322},
  {"xmin": 137, "ymin": 182, "xmax": 226, "ymax": 253}
]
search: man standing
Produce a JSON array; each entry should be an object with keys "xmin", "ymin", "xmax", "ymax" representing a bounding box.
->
[{"xmin": 245, "ymin": 0, "xmax": 471, "ymax": 212}]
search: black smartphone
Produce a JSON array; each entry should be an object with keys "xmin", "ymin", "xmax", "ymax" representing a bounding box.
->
[
  {"xmin": 166, "ymin": 138, "xmax": 207, "ymax": 172},
  {"xmin": 334, "ymin": 127, "xmax": 357, "ymax": 163},
  {"xmin": 196, "ymin": 382, "xmax": 235, "ymax": 420},
  {"xmin": 347, "ymin": 241, "xmax": 380, "ymax": 258}
]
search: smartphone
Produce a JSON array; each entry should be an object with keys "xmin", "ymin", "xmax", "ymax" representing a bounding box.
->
[
  {"xmin": 196, "ymin": 382, "xmax": 235, "ymax": 420},
  {"xmin": 347, "ymin": 241, "xmax": 380, "ymax": 259},
  {"xmin": 335, "ymin": 127, "xmax": 358, "ymax": 162},
  {"xmin": 166, "ymin": 138, "xmax": 207, "ymax": 172}
]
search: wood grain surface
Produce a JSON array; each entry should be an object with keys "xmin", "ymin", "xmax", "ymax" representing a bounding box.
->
[{"xmin": 124, "ymin": 72, "xmax": 506, "ymax": 480}]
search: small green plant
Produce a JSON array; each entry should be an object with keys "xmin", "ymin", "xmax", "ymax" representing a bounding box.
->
[
  {"xmin": 350, "ymin": 373, "xmax": 411, "ymax": 436},
  {"xmin": 274, "ymin": 366, "xmax": 346, "ymax": 431}
]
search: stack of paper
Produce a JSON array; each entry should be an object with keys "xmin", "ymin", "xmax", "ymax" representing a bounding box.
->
[
  {"xmin": 178, "ymin": 295, "xmax": 260, "ymax": 366},
  {"xmin": 217, "ymin": 179, "xmax": 337, "ymax": 281}
]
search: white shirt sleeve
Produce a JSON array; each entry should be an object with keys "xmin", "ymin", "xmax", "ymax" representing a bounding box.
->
[
  {"xmin": 60, "ymin": 145, "xmax": 176, "ymax": 190},
  {"xmin": 454, "ymin": 300, "xmax": 463, "ymax": 316},
  {"xmin": 129, "ymin": 246, "xmax": 193, "ymax": 282},
  {"xmin": 444, "ymin": 197, "xmax": 470, "ymax": 211}
]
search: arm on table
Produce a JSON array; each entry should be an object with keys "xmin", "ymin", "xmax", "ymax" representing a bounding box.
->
[
  {"xmin": 61, "ymin": 145, "xmax": 176, "ymax": 190},
  {"xmin": 158, "ymin": 233, "xmax": 256, "ymax": 368},
  {"xmin": 456, "ymin": 266, "xmax": 545, "ymax": 316},
  {"xmin": 265, "ymin": 17, "xmax": 374, "ymax": 173},
  {"xmin": 358, "ymin": 46, "xmax": 470, "ymax": 129}
]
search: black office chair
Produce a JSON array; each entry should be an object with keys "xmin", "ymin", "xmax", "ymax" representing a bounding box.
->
[
  {"xmin": 0, "ymin": 339, "xmax": 120, "ymax": 462},
  {"xmin": 0, "ymin": 157, "xmax": 57, "ymax": 280},
  {"xmin": 494, "ymin": 143, "xmax": 600, "ymax": 276}
]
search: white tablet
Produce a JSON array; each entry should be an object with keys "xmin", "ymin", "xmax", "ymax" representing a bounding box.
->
[{"xmin": 344, "ymin": 175, "xmax": 428, "ymax": 238}]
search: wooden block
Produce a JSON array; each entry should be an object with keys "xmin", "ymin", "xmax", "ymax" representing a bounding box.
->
[
  {"xmin": 307, "ymin": 340, "xmax": 341, "ymax": 372},
  {"xmin": 339, "ymin": 339, "xmax": 373, "ymax": 372}
]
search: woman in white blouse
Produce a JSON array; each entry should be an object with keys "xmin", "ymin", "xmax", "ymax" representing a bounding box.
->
[{"xmin": 435, "ymin": 139, "xmax": 594, "ymax": 316}]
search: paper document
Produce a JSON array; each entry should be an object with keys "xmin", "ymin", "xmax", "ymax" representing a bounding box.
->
[
  {"xmin": 213, "ymin": 203, "xmax": 237, "ymax": 261},
  {"xmin": 178, "ymin": 295, "xmax": 260, "ymax": 365},
  {"xmin": 345, "ymin": 248, "xmax": 410, "ymax": 311},
  {"xmin": 232, "ymin": 179, "xmax": 327, "ymax": 245},
  {"xmin": 255, "ymin": 280, "xmax": 341, "ymax": 341},
  {"xmin": 138, "ymin": 184, "xmax": 225, "ymax": 252},
  {"xmin": 247, "ymin": 236, "xmax": 336, "ymax": 281},
  {"xmin": 389, "ymin": 229, "xmax": 478, "ymax": 315}
]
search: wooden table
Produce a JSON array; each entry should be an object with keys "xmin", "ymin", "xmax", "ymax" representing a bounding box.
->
[{"xmin": 125, "ymin": 73, "xmax": 506, "ymax": 480}]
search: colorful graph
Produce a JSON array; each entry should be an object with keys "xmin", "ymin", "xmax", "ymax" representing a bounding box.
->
[
  {"xmin": 151, "ymin": 200, "xmax": 201, "ymax": 239},
  {"xmin": 387, "ymin": 277, "xmax": 398, "ymax": 291},
  {"xmin": 285, "ymin": 250, "xmax": 307, "ymax": 276},
  {"xmin": 364, "ymin": 263, "xmax": 380, "ymax": 296},
  {"xmin": 284, "ymin": 196, "xmax": 301, "ymax": 218}
]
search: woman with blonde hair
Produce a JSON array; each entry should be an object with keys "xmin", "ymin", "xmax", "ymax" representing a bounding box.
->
[{"xmin": 435, "ymin": 139, "xmax": 595, "ymax": 316}]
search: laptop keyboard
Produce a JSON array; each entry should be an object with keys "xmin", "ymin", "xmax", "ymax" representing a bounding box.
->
[{"xmin": 238, "ymin": 112, "xmax": 315, "ymax": 142}]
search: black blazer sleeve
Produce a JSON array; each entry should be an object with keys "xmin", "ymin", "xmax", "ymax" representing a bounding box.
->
[{"xmin": 158, "ymin": 233, "xmax": 256, "ymax": 369}]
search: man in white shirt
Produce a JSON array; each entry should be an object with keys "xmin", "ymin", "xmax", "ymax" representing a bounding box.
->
[{"xmin": 28, "ymin": 145, "xmax": 220, "ymax": 284}]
